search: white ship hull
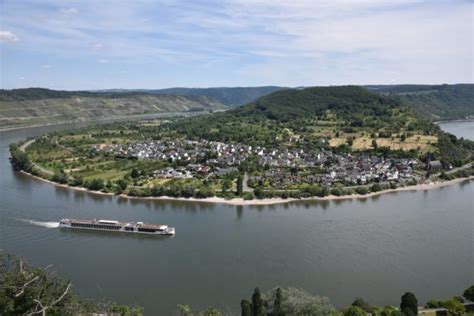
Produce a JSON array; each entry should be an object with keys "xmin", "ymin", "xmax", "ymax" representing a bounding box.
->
[{"xmin": 59, "ymin": 219, "xmax": 175, "ymax": 236}]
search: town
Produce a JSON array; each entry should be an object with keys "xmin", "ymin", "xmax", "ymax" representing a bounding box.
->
[{"xmin": 94, "ymin": 138, "xmax": 426, "ymax": 189}]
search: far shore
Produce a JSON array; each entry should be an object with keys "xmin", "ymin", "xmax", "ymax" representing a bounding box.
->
[
  {"xmin": 19, "ymin": 170, "xmax": 474, "ymax": 206},
  {"xmin": 1, "ymin": 116, "xmax": 471, "ymax": 133},
  {"xmin": 434, "ymin": 118, "xmax": 474, "ymax": 124},
  {"xmin": 0, "ymin": 111, "xmax": 216, "ymax": 133}
]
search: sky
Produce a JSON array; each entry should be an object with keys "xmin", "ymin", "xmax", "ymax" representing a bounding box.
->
[{"xmin": 0, "ymin": 0, "xmax": 472, "ymax": 90}]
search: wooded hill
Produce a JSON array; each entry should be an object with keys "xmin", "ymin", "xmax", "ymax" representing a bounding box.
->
[
  {"xmin": 0, "ymin": 88, "xmax": 225, "ymax": 130},
  {"xmin": 168, "ymin": 85, "xmax": 432, "ymax": 142},
  {"xmin": 165, "ymin": 85, "xmax": 473, "ymax": 167},
  {"xmin": 366, "ymin": 84, "xmax": 474, "ymax": 120}
]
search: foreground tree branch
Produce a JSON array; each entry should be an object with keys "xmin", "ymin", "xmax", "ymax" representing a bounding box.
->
[{"xmin": 27, "ymin": 282, "xmax": 72, "ymax": 316}]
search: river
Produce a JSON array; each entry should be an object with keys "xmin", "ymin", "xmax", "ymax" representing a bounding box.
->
[{"xmin": 0, "ymin": 121, "xmax": 473, "ymax": 314}]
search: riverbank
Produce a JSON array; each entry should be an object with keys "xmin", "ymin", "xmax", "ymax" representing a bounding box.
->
[
  {"xmin": 19, "ymin": 170, "xmax": 473, "ymax": 206},
  {"xmin": 0, "ymin": 111, "xmax": 208, "ymax": 132},
  {"xmin": 434, "ymin": 118, "xmax": 474, "ymax": 125}
]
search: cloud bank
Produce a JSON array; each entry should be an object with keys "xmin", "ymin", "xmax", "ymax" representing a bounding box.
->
[{"xmin": 1, "ymin": 0, "xmax": 472, "ymax": 89}]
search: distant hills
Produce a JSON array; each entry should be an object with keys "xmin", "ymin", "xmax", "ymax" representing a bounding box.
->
[
  {"xmin": 365, "ymin": 84, "xmax": 474, "ymax": 120},
  {"xmin": 0, "ymin": 88, "xmax": 225, "ymax": 130},
  {"xmin": 1, "ymin": 84, "xmax": 472, "ymax": 130},
  {"xmin": 97, "ymin": 86, "xmax": 286, "ymax": 106}
]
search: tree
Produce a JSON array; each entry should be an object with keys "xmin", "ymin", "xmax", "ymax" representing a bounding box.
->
[
  {"xmin": 177, "ymin": 304, "xmax": 192, "ymax": 316},
  {"xmin": 400, "ymin": 292, "xmax": 418, "ymax": 316},
  {"xmin": 221, "ymin": 179, "xmax": 232, "ymax": 193},
  {"xmin": 116, "ymin": 179, "xmax": 128, "ymax": 192},
  {"xmin": 85, "ymin": 178, "xmax": 104, "ymax": 191},
  {"xmin": 381, "ymin": 305, "xmax": 402, "ymax": 316},
  {"xmin": 0, "ymin": 252, "xmax": 142, "ymax": 315},
  {"xmin": 372, "ymin": 139, "xmax": 378, "ymax": 149},
  {"xmin": 273, "ymin": 287, "xmax": 283, "ymax": 316},
  {"xmin": 241, "ymin": 299, "xmax": 252, "ymax": 316},
  {"xmin": 254, "ymin": 187, "xmax": 264, "ymax": 199},
  {"xmin": 344, "ymin": 306, "xmax": 366, "ymax": 316},
  {"xmin": 263, "ymin": 287, "xmax": 335, "ymax": 316},
  {"xmin": 442, "ymin": 298, "xmax": 465, "ymax": 315},
  {"xmin": 131, "ymin": 167, "xmax": 140, "ymax": 179},
  {"xmin": 351, "ymin": 297, "xmax": 372, "ymax": 313},
  {"xmin": 463, "ymin": 285, "xmax": 474, "ymax": 301},
  {"xmin": 200, "ymin": 307, "xmax": 222, "ymax": 316},
  {"xmin": 237, "ymin": 174, "xmax": 244, "ymax": 196},
  {"xmin": 252, "ymin": 288, "xmax": 264, "ymax": 316}
]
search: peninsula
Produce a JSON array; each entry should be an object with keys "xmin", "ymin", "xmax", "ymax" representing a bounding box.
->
[{"xmin": 9, "ymin": 86, "xmax": 474, "ymax": 204}]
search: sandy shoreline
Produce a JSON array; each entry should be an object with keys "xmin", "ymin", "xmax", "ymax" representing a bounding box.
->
[{"xmin": 20, "ymin": 170, "xmax": 473, "ymax": 206}]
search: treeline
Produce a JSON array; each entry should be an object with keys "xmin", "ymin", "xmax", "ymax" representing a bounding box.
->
[
  {"xmin": 9, "ymin": 144, "xmax": 33, "ymax": 172},
  {"xmin": 376, "ymin": 84, "xmax": 474, "ymax": 120},
  {"xmin": 0, "ymin": 87, "xmax": 172, "ymax": 102},
  {"xmin": 0, "ymin": 252, "xmax": 143, "ymax": 315},
  {"xmin": 435, "ymin": 131, "xmax": 474, "ymax": 168},
  {"xmin": 176, "ymin": 285, "xmax": 474, "ymax": 316}
]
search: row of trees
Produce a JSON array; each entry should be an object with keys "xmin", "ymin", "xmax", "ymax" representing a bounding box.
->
[{"xmin": 236, "ymin": 286, "xmax": 474, "ymax": 316}]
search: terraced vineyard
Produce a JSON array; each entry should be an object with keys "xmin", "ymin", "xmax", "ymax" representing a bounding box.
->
[{"xmin": 0, "ymin": 89, "xmax": 225, "ymax": 130}]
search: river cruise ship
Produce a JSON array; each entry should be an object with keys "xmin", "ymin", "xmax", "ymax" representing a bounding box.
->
[{"xmin": 59, "ymin": 218, "xmax": 175, "ymax": 235}]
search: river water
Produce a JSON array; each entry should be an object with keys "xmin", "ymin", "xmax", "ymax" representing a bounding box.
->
[{"xmin": 0, "ymin": 121, "xmax": 473, "ymax": 314}]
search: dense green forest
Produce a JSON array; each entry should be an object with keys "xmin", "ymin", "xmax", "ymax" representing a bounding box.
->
[{"xmin": 366, "ymin": 84, "xmax": 474, "ymax": 120}]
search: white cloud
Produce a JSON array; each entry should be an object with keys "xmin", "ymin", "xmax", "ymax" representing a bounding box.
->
[
  {"xmin": 0, "ymin": 30, "xmax": 19, "ymax": 42},
  {"xmin": 0, "ymin": 0, "xmax": 471, "ymax": 88},
  {"xmin": 60, "ymin": 7, "xmax": 79, "ymax": 15},
  {"xmin": 41, "ymin": 64, "xmax": 52, "ymax": 69}
]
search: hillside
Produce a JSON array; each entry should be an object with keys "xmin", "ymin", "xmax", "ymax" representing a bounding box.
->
[
  {"xmin": 100, "ymin": 86, "xmax": 287, "ymax": 106},
  {"xmin": 366, "ymin": 84, "xmax": 474, "ymax": 120},
  {"xmin": 166, "ymin": 86, "xmax": 474, "ymax": 167},
  {"xmin": 170, "ymin": 86, "xmax": 433, "ymax": 145},
  {"xmin": 0, "ymin": 88, "xmax": 225, "ymax": 130}
]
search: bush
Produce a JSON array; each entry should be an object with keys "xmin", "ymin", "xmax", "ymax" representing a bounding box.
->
[
  {"xmin": 330, "ymin": 187, "xmax": 343, "ymax": 196},
  {"xmin": 262, "ymin": 287, "xmax": 336, "ymax": 316},
  {"xmin": 370, "ymin": 183, "xmax": 382, "ymax": 192},
  {"xmin": 84, "ymin": 178, "xmax": 104, "ymax": 191},
  {"xmin": 355, "ymin": 186, "xmax": 369, "ymax": 195},
  {"xmin": 344, "ymin": 306, "xmax": 366, "ymax": 316},
  {"xmin": 464, "ymin": 285, "xmax": 474, "ymax": 301},
  {"xmin": 242, "ymin": 192, "xmax": 254, "ymax": 200}
]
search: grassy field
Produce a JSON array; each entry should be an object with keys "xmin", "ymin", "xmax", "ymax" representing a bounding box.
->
[{"xmin": 329, "ymin": 133, "xmax": 437, "ymax": 152}]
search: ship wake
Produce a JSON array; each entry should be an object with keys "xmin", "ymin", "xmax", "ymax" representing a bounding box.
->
[{"xmin": 20, "ymin": 219, "xmax": 60, "ymax": 228}]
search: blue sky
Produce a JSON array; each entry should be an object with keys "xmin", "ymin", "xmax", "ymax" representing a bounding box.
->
[{"xmin": 0, "ymin": 0, "xmax": 472, "ymax": 90}]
